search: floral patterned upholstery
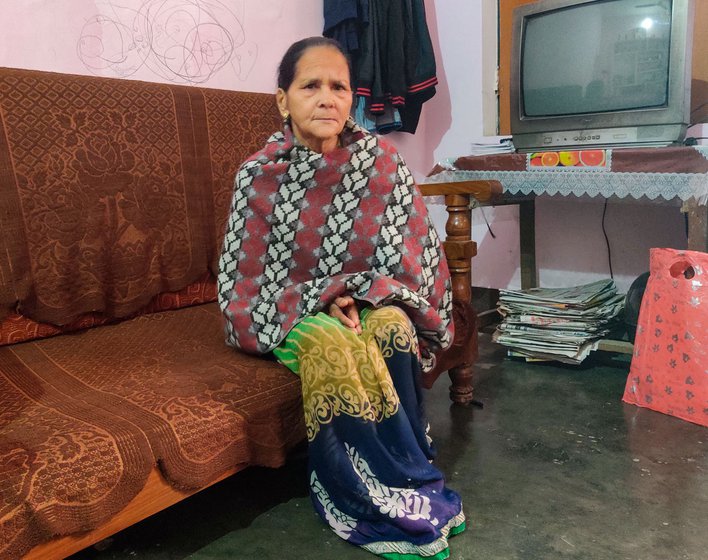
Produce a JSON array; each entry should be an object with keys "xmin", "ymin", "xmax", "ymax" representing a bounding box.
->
[
  {"xmin": 0, "ymin": 67, "xmax": 279, "ymax": 327},
  {"xmin": 0, "ymin": 67, "xmax": 303, "ymax": 559}
]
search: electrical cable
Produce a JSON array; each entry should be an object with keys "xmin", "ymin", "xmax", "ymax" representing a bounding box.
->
[
  {"xmin": 479, "ymin": 207, "xmax": 496, "ymax": 238},
  {"xmin": 602, "ymin": 198, "xmax": 613, "ymax": 279},
  {"xmin": 469, "ymin": 198, "xmax": 496, "ymax": 238}
]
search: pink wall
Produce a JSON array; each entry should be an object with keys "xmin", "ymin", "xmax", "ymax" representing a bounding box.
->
[
  {"xmin": 0, "ymin": 0, "xmax": 686, "ymax": 292},
  {"xmin": 0, "ymin": 0, "xmax": 323, "ymax": 93},
  {"xmin": 0, "ymin": 0, "xmax": 434, "ymax": 174}
]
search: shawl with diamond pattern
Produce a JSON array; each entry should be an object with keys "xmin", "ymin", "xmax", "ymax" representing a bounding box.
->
[{"xmin": 217, "ymin": 121, "xmax": 453, "ymax": 371}]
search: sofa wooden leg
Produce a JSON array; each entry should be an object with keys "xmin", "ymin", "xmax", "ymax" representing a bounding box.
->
[
  {"xmin": 448, "ymin": 363, "xmax": 474, "ymax": 404},
  {"xmin": 448, "ymin": 363, "xmax": 484, "ymax": 407}
]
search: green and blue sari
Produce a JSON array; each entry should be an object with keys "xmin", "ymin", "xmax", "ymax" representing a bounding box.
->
[{"xmin": 275, "ymin": 307, "xmax": 464, "ymax": 559}]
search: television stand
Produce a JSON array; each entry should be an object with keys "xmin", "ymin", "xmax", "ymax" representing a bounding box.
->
[{"xmin": 427, "ymin": 145, "xmax": 708, "ymax": 292}]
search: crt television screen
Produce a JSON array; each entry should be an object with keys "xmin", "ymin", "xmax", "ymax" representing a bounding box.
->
[{"xmin": 522, "ymin": 0, "xmax": 672, "ymax": 117}]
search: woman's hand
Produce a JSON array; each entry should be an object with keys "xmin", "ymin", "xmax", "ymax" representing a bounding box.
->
[{"xmin": 328, "ymin": 296, "xmax": 362, "ymax": 335}]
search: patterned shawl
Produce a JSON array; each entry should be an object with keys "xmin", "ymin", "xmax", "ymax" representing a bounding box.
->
[{"xmin": 217, "ymin": 120, "xmax": 453, "ymax": 371}]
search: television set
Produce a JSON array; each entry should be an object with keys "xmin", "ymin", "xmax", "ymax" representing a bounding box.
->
[{"xmin": 509, "ymin": 0, "xmax": 695, "ymax": 152}]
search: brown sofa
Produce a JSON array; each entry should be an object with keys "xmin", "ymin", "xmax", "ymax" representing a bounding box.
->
[{"xmin": 0, "ymin": 67, "xmax": 497, "ymax": 559}]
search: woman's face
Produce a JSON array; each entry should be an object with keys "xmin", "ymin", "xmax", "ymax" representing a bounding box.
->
[{"xmin": 276, "ymin": 46, "xmax": 353, "ymax": 154}]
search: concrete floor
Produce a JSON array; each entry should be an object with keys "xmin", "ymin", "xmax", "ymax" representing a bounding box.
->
[{"xmin": 70, "ymin": 333, "xmax": 707, "ymax": 560}]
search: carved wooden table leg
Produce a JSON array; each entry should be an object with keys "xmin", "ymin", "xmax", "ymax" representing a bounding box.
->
[
  {"xmin": 419, "ymin": 180, "xmax": 501, "ymax": 405},
  {"xmin": 443, "ymin": 193, "xmax": 479, "ymax": 405}
]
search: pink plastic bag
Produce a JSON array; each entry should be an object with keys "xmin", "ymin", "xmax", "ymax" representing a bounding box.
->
[{"xmin": 622, "ymin": 248, "xmax": 707, "ymax": 427}]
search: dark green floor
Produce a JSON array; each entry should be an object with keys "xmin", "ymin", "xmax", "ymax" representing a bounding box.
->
[{"xmin": 70, "ymin": 333, "xmax": 707, "ymax": 560}]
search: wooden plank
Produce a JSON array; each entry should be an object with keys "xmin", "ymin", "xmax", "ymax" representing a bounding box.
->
[
  {"xmin": 683, "ymin": 199, "xmax": 708, "ymax": 253},
  {"xmin": 420, "ymin": 180, "xmax": 502, "ymax": 202},
  {"xmin": 442, "ymin": 240, "xmax": 477, "ymax": 260},
  {"xmin": 24, "ymin": 465, "xmax": 242, "ymax": 560},
  {"xmin": 691, "ymin": 0, "xmax": 708, "ymax": 123},
  {"xmin": 519, "ymin": 199, "xmax": 537, "ymax": 289},
  {"xmin": 498, "ymin": 0, "xmax": 537, "ymax": 135},
  {"xmin": 597, "ymin": 339, "xmax": 634, "ymax": 354}
]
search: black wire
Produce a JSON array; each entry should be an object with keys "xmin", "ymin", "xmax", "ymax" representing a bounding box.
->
[
  {"xmin": 479, "ymin": 206, "xmax": 496, "ymax": 238},
  {"xmin": 602, "ymin": 198, "xmax": 613, "ymax": 279}
]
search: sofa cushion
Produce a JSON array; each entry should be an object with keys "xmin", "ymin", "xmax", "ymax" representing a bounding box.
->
[
  {"xmin": 0, "ymin": 69, "xmax": 207, "ymax": 324},
  {"xmin": 0, "ymin": 273, "xmax": 217, "ymax": 347},
  {"xmin": 0, "ymin": 302, "xmax": 304, "ymax": 557},
  {"xmin": 0, "ymin": 68, "xmax": 279, "ymax": 326},
  {"xmin": 0, "ymin": 359, "xmax": 154, "ymax": 558}
]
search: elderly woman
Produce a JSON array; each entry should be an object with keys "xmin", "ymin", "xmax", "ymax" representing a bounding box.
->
[{"xmin": 217, "ymin": 36, "xmax": 464, "ymax": 559}]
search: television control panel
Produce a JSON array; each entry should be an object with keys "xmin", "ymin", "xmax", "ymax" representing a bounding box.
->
[{"xmin": 514, "ymin": 124, "xmax": 686, "ymax": 152}]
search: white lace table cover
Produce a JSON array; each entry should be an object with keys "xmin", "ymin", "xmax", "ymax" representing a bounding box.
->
[{"xmin": 429, "ymin": 146, "xmax": 708, "ymax": 205}]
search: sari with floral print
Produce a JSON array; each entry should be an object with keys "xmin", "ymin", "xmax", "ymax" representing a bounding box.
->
[{"xmin": 274, "ymin": 306, "xmax": 464, "ymax": 559}]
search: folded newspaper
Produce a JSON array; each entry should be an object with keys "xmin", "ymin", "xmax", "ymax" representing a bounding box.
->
[{"xmin": 493, "ymin": 279, "xmax": 625, "ymax": 364}]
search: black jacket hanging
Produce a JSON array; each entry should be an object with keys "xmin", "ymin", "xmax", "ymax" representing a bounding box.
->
[{"xmin": 324, "ymin": 0, "xmax": 438, "ymax": 134}]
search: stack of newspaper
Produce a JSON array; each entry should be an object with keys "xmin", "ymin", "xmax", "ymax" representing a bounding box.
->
[
  {"xmin": 493, "ymin": 279, "xmax": 625, "ymax": 364},
  {"xmin": 468, "ymin": 138, "xmax": 515, "ymax": 155}
]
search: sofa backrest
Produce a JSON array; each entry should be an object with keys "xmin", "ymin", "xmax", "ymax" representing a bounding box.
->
[{"xmin": 0, "ymin": 67, "xmax": 280, "ymax": 343}]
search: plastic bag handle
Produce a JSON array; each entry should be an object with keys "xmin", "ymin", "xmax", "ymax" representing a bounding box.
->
[{"xmin": 669, "ymin": 260, "xmax": 696, "ymax": 280}]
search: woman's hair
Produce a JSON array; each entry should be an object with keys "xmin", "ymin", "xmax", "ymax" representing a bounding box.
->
[{"xmin": 277, "ymin": 36, "xmax": 352, "ymax": 91}]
